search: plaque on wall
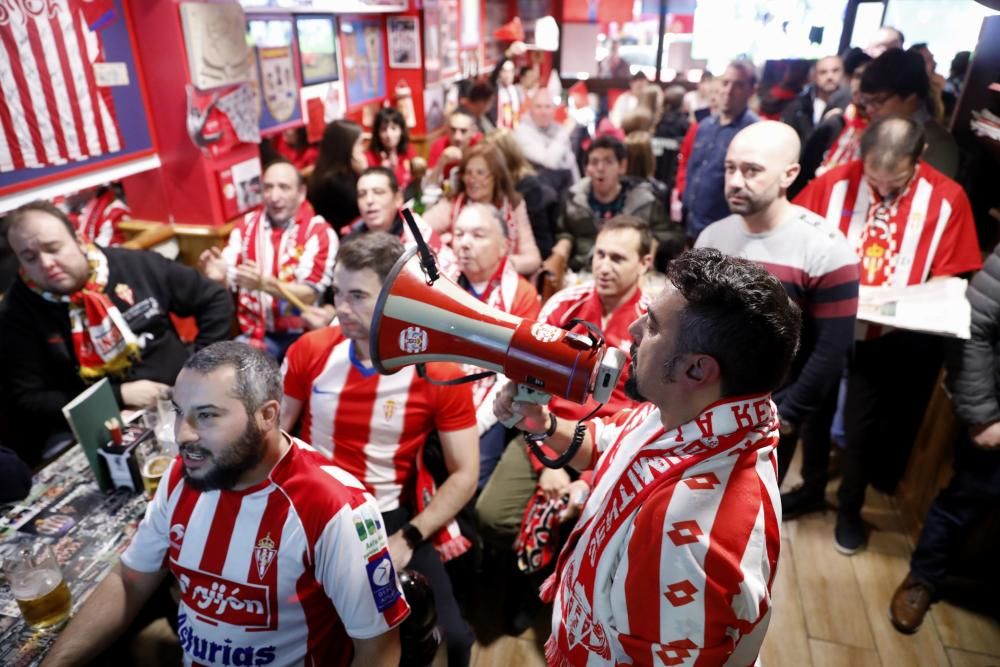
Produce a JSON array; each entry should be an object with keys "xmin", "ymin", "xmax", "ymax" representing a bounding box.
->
[{"xmin": 180, "ymin": 2, "xmax": 254, "ymax": 90}]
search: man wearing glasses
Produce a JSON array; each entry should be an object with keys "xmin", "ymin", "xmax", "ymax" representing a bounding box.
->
[{"xmin": 793, "ymin": 116, "xmax": 980, "ymax": 554}]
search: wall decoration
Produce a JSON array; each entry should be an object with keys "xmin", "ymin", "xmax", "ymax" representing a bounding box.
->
[
  {"xmin": 259, "ymin": 47, "xmax": 298, "ymax": 123},
  {"xmin": 179, "ymin": 2, "xmax": 253, "ymax": 90},
  {"xmin": 301, "ymin": 81, "xmax": 346, "ymax": 143},
  {"xmin": 0, "ymin": 0, "xmax": 156, "ymax": 200},
  {"xmin": 388, "ymin": 16, "xmax": 421, "ymax": 69},
  {"xmin": 422, "ymin": 0, "xmax": 442, "ymax": 85},
  {"xmin": 296, "ymin": 15, "xmax": 339, "ymax": 85},
  {"xmin": 218, "ymin": 156, "xmax": 262, "ymax": 219},
  {"xmin": 340, "ymin": 18, "xmax": 386, "ymax": 107},
  {"xmin": 423, "ymin": 85, "xmax": 445, "ymax": 132},
  {"xmin": 440, "ymin": 0, "xmax": 460, "ymax": 78},
  {"xmin": 460, "ymin": 0, "xmax": 480, "ymax": 47}
]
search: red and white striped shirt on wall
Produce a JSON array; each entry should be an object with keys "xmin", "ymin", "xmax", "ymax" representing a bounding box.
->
[
  {"xmin": 0, "ymin": 0, "xmax": 124, "ymax": 173},
  {"xmin": 281, "ymin": 326, "xmax": 477, "ymax": 512},
  {"xmin": 121, "ymin": 438, "xmax": 409, "ymax": 667},
  {"xmin": 545, "ymin": 396, "xmax": 782, "ymax": 667},
  {"xmin": 794, "ymin": 160, "xmax": 981, "ymax": 287}
]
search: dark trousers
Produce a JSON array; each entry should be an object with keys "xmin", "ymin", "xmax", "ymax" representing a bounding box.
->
[
  {"xmin": 384, "ymin": 507, "xmax": 473, "ymax": 667},
  {"xmin": 477, "ymin": 423, "xmax": 509, "ymax": 491},
  {"xmin": 838, "ymin": 331, "xmax": 943, "ymax": 516},
  {"xmin": 910, "ymin": 430, "xmax": 1000, "ymax": 587},
  {"xmin": 777, "ymin": 381, "xmax": 841, "ymax": 491}
]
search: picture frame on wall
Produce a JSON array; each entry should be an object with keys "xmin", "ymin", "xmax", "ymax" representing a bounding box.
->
[
  {"xmin": 460, "ymin": 0, "xmax": 480, "ymax": 48},
  {"xmin": 388, "ymin": 16, "xmax": 421, "ymax": 69},
  {"xmin": 440, "ymin": 0, "xmax": 460, "ymax": 79},
  {"xmin": 296, "ymin": 15, "xmax": 339, "ymax": 85},
  {"xmin": 422, "ymin": 0, "xmax": 441, "ymax": 85},
  {"xmin": 340, "ymin": 18, "xmax": 387, "ymax": 107}
]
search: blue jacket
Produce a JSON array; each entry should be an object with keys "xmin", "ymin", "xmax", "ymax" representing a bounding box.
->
[{"xmin": 682, "ymin": 108, "xmax": 759, "ymax": 239}]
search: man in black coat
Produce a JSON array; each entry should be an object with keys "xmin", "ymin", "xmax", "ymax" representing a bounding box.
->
[
  {"xmin": 0, "ymin": 201, "xmax": 233, "ymax": 465},
  {"xmin": 781, "ymin": 55, "xmax": 849, "ymax": 143},
  {"xmin": 889, "ymin": 243, "xmax": 1000, "ymax": 634}
]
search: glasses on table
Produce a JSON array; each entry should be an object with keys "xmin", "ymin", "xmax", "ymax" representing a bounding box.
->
[{"xmin": 1, "ymin": 543, "xmax": 72, "ymax": 629}]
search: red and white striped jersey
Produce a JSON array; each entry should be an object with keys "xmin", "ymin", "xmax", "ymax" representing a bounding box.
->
[
  {"xmin": 794, "ymin": 160, "xmax": 981, "ymax": 286},
  {"xmin": 121, "ymin": 438, "xmax": 409, "ymax": 667},
  {"xmin": 281, "ymin": 326, "xmax": 477, "ymax": 512},
  {"xmin": 0, "ymin": 0, "xmax": 124, "ymax": 173},
  {"xmin": 547, "ymin": 397, "xmax": 781, "ymax": 666},
  {"xmin": 222, "ymin": 205, "xmax": 337, "ymax": 335},
  {"xmin": 539, "ymin": 282, "xmax": 649, "ymax": 421},
  {"xmin": 71, "ymin": 189, "xmax": 130, "ymax": 247}
]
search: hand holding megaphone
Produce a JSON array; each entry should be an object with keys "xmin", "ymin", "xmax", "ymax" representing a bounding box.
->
[{"xmin": 493, "ymin": 381, "xmax": 548, "ymax": 432}]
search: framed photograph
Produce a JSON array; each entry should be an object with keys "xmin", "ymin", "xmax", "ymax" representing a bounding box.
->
[
  {"xmin": 340, "ymin": 18, "xmax": 386, "ymax": 108},
  {"xmin": 388, "ymin": 16, "xmax": 421, "ymax": 69},
  {"xmin": 440, "ymin": 0, "xmax": 460, "ymax": 78},
  {"xmin": 296, "ymin": 15, "xmax": 339, "ymax": 85},
  {"xmin": 422, "ymin": 0, "xmax": 441, "ymax": 85}
]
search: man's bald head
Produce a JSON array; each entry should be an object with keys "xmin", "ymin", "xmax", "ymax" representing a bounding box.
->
[
  {"xmin": 860, "ymin": 115, "xmax": 924, "ymax": 198},
  {"xmin": 724, "ymin": 121, "xmax": 801, "ymax": 217},
  {"xmin": 529, "ymin": 88, "xmax": 556, "ymax": 129}
]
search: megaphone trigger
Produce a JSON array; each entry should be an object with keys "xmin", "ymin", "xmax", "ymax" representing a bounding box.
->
[{"xmin": 500, "ymin": 385, "xmax": 552, "ymax": 429}]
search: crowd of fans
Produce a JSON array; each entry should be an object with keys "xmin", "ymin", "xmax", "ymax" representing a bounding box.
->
[{"xmin": 0, "ymin": 24, "xmax": 993, "ymax": 665}]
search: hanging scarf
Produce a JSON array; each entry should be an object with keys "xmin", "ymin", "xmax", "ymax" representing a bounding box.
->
[
  {"xmin": 514, "ymin": 489, "xmax": 568, "ymax": 574},
  {"xmin": 413, "ymin": 441, "xmax": 471, "ymax": 562},
  {"xmin": 858, "ymin": 171, "xmax": 918, "ymax": 286},
  {"xmin": 540, "ymin": 395, "xmax": 779, "ymax": 667},
  {"xmin": 235, "ymin": 203, "xmax": 322, "ymax": 345},
  {"xmin": 24, "ymin": 244, "xmax": 140, "ymax": 381},
  {"xmin": 818, "ymin": 104, "xmax": 868, "ymax": 176}
]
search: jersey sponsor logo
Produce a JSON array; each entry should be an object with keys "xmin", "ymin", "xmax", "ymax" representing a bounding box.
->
[
  {"xmin": 114, "ymin": 283, "xmax": 135, "ymax": 306},
  {"xmin": 399, "ymin": 326, "xmax": 429, "ymax": 353},
  {"xmin": 530, "ymin": 322, "xmax": 562, "ymax": 343},
  {"xmin": 365, "ymin": 548, "xmax": 401, "ymax": 612},
  {"xmin": 174, "ymin": 561, "xmax": 274, "ymax": 629},
  {"xmin": 253, "ymin": 533, "xmax": 277, "ymax": 580},
  {"xmin": 170, "ymin": 524, "xmax": 186, "ymax": 549},
  {"xmin": 177, "ymin": 613, "xmax": 277, "ymax": 666},
  {"xmin": 354, "ymin": 507, "xmax": 387, "ymax": 558}
]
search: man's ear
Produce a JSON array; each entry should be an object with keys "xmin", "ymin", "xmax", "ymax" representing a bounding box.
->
[
  {"xmin": 781, "ymin": 162, "xmax": 801, "ymax": 190},
  {"xmin": 683, "ymin": 355, "xmax": 721, "ymax": 387},
  {"xmin": 258, "ymin": 399, "xmax": 282, "ymax": 431}
]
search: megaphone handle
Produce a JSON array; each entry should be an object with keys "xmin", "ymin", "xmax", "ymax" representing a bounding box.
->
[{"xmin": 500, "ymin": 385, "xmax": 551, "ymax": 429}]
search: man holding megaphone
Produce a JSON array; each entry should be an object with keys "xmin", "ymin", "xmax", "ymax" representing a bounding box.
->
[{"xmin": 494, "ymin": 248, "xmax": 801, "ymax": 666}]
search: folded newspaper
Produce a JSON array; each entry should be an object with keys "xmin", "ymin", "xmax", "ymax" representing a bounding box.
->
[{"xmin": 858, "ymin": 278, "xmax": 971, "ymax": 339}]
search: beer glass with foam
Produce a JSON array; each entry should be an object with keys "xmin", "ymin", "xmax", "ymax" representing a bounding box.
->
[{"xmin": 2, "ymin": 543, "xmax": 72, "ymax": 629}]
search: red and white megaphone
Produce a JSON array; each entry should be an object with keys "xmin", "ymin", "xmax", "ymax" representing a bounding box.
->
[{"xmin": 370, "ymin": 210, "xmax": 626, "ymax": 466}]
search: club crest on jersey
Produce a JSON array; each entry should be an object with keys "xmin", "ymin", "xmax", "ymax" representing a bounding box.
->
[
  {"xmin": 114, "ymin": 283, "xmax": 135, "ymax": 306},
  {"xmin": 383, "ymin": 399, "xmax": 396, "ymax": 421},
  {"xmin": 253, "ymin": 533, "xmax": 277, "ymax": 579}
]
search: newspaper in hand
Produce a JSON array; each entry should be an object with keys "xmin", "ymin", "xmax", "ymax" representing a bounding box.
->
[{"xmin": 858, "ymin": 277, "xmax": 971, "ymax": 339}]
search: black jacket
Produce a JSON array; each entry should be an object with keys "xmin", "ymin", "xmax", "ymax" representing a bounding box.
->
[
  {"xmin": 0, "ymin": 248, "xmax": 233, "ymax": 461},
  {"xmin": 781, "ymin": 86, "xmax": 850, "ymax": 144},
  {"xmin": 947, "ymin": 243, "xmax": 1000, "ymax": 427}
]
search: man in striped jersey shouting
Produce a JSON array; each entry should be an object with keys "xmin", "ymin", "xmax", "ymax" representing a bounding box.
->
[
  {"xmin": 44, "ymin": 342, "xmax": 407, "ymax": 667},
  {"xmin": 495, "ymin": 248, "xmax": 802, "ymax": 666}
]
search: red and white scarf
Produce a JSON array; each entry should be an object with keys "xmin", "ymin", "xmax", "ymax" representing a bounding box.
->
[
  {"xmin": 414, "ymin": 441, "xmax": 471, "ymax": 562},
  {"xmin": 235, "ymin": 203, "xmax": 322, "ymax": 344},
  {"xmin": 541, "ymin": 395, "xmax": 779, "ymax": 667},
  {"xmin": 818, "ymin": 104, "xmax": 868, "ymax": 177},
  {"xmin": 25, "ymin": 244, "xmax": 140, "ymax": 381}
]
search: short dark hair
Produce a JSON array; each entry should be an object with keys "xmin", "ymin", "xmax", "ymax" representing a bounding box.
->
[
  {"xmin": 3, "ymin": 200, "xmax": 76, "ymax": 243},
  {"xmin": 860, "ymin": 115, "xmax": 926, "ymax": 168},
  {"xmin": 370, "ymin": 106, "xmax": 410, "ymax": 156},
  {"xmin": 599, "ymin": 215, "xmax": 652, "ymax": 257},
  {"xmin": 263, "ymin": 157, "xmax": 304, "ymax": 187},
  {"xmin": 467, "ymin": 82, "xmax": 495, "ymax": 103},
  {"xmin": 726, "ymin": 59, "xmax": 758, "ymax": 88},
  {"xmin": 335, "ymin": 232, "xmax": 405, "ymax": 283},
  {"xmin": 359, "ymin": 166, "xmax": 399, "ymax": 193},
  {"xmin": 667, "ymin": 248, "xmax": 801, "ymax": 397},
  {"xmin": 587, "ymin": 135, "xmax": 627, "ymax": 162},
  {"xmin": 861, "ymin": 48, "xmax": 929, "ymax": 101},
  {"xmin": 841, "ymin": 47, "xmax": 872, "ymax": 77},
  {"xmin": 630, "ymin": 71, "xmax": 648, "ymax": 83},
  {"xmin": 183, "ymin": 341, "xmax": 282, "ymax": 415}
]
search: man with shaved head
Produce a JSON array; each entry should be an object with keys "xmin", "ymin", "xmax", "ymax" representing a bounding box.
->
[
  {"xmin": 697, "ymin": 120, "xmax": 860, "ymax": 490},
  {"xmin": 795, "ymin": 116, "xmax": 981, "ymax": 553},
  {"xmin": 513, "ymin": 87, "xmax": 580, "ymax": 182}
]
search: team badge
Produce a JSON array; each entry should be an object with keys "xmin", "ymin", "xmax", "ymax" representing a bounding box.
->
[
  {"xmin": 253, "ymin": 533, "xmax": 277, "ymax": 579},
  {"xmin": 399, "ymin": 326, "xmax": 429, "ymax": 353},
  {"xmin": 383, "ymin": 399, "xmax": 396, "ymax": 421},
  {"xmin": 530, "ymin": 323, "xmax": 562, "ymax": 343},
  {"xmin": 114, "ymin": 283, "xmax": 134, "ymax": 306},
  {"xmin": 259, "ymin": 47, "xmax": 297, "ymax": 122}
]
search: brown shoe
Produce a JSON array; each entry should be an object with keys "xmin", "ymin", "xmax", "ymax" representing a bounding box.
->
[{"xmin": 889, "ymin": 573, "xmax": 933, "ymax": 634}]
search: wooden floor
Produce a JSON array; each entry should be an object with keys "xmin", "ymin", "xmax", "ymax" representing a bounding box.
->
[{"xmin": 468, "ymin": 457, "xmax": 1000, "ymax": 667}]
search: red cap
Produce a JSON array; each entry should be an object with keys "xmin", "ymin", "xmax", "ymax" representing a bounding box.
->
[{"xmin": 494, "ymin": 17, "xmax": 524, "ymax": 42}]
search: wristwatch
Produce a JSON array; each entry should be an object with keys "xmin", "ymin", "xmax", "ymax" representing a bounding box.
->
[
  {"xmin": 401, "ymin": 522, "xmax": 424, "ymax": 550},
  {"xmin": 523, "ymin": 412, "xmax": 558, "ymax": 443}
]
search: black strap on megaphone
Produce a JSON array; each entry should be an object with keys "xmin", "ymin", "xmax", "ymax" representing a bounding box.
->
[
  {"xmin": 524, "ymin": 317, "xmax": 608, "ymax": 469},
  {"xmin": 415, "ymin": 364, "xmax": 494, "ymax": 386},
  {"xmin": 399, "ymin": 208, "xmax": 439, "ymax": 285}
]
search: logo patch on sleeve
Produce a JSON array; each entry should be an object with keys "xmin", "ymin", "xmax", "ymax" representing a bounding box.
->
[{"xmin": 365, "ymin": 549, "xmax": 401, "ymax": 612}]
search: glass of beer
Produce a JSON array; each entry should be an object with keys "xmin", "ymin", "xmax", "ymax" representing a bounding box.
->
[
  {"xmin": 3, "ymin": 543, "xmax": 72, "ymax": 629},
  {"xmin": 141, "ymin": 453, "xmax": 172, "ymax": 499}
]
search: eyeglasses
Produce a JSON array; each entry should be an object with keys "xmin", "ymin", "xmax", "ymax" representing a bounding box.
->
[{"xmin": 859, "ymin": 93, "xmax": 894, "ymax": 111}]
